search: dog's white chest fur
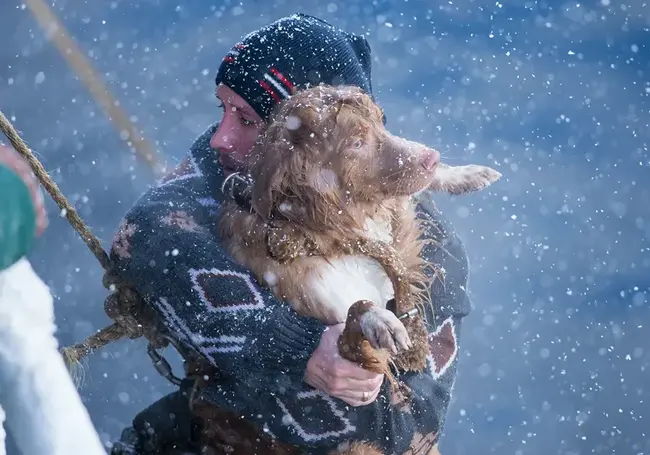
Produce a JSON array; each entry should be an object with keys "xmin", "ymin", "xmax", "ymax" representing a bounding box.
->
[{"xmin": 306, "ymin": 217, "xmax": 394, "ymax": 323}]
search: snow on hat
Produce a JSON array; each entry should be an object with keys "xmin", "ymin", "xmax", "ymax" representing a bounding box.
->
[{"xmin": 215, "ymin": 13, "xmax": 376, "ymax": 121}]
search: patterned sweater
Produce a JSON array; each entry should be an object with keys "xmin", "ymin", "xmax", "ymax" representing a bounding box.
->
[{"xmin": 110, "ymin": 124, "xmax": 472, "ymax": 454}]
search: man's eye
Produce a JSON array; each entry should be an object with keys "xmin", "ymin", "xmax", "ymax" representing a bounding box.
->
[{"xmin": 241, "ymin": 117, "xmax": 254, "ymax": 126}]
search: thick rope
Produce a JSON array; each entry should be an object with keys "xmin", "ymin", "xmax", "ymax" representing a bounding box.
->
[
  {"xmin": 0, "ymin": 111, "xmax": 111, "ymax": 270},
  {"xmin": 0, "ymin": 110, "xmax": 163, "ymax": 380}
]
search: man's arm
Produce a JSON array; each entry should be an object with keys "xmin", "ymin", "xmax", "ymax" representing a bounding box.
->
[
  {"xmin": 200, "ymin": 201, "xmax": 471, "ymax": 454},
  {"xmin": 110, "ymin": 123, "xmax": 469, "ymax": 451},
  {"xmin": 109, "ymin": 125, "xmax": 328, "ymax": 393}
]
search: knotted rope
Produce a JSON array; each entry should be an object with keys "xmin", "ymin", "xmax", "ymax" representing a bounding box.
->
[{"xmin": 0, "ymin": 110, "xmax": 166, "ymax": 382}]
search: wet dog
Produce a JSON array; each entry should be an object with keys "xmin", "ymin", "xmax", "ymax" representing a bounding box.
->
[{"xmin": 213, "ymin": 85, "xmax": 501, "ymax": 455}]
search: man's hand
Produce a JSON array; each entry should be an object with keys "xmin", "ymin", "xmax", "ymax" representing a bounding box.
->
[{"xmin": 305, "ymin": 323, "xmax": 384, "ymax": 407}]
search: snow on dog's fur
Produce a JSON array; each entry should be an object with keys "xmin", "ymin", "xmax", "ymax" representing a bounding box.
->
[{"xmin": 213, "ymin": 85, "xmax": 501, "ymax": 455}]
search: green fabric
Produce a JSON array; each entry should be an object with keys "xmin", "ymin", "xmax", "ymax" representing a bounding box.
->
[{"xmin": 0, "ymin": 164, "xmax": 36, "ymax": 271}]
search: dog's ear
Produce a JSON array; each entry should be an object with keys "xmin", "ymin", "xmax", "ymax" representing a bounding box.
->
[
  {"xmin": 250, "ymin": 103, "xmax": 325, "ymax": 220},
  {"xmin": 280, "ymin": 100, "xmax": 335, "ymax": 147},
  {"xmin": 282, "ymin": 107, "xmax": 313, "ymax": 145},
  {"xmin": 251, "ymin": 91, "xmax": 355, "ymax": 229},
  {"xmin": 250, "ymin": 123, "xmax": 294, "ymax": 221},
  {"xmin": 429, "ymin": 164, "xmax": 502, "ymax": 195},
  {"xmin": 306, "ymin": 168, "xmax": 340, "ymax": 194}
]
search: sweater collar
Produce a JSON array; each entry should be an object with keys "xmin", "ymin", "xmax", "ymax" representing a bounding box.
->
[{"xmin": 220, "ymin": 171, "xmax": 255, "ymax": 212}]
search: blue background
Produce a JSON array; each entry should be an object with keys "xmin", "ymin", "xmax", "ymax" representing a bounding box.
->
[{"xmin": 1, "ymin": 0, "xmax": 648, "ymax": 453}]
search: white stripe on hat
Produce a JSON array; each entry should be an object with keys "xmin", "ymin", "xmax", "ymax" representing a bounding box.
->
[{"xmin": 263, "ymin": 73, "xmax": 291, "ymax": 99}]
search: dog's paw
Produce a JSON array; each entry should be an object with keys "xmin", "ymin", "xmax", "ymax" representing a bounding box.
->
[
  {"xmin": 460, "ymin": 165, "xmax": 502, "ymax": 193},
  {"xmin": 360, "ymin": 306, "xmax": 412, "ymax": 354},
  {"xmin": 431, "ymin": 163, "xmax": 502, "ymax": 195}
]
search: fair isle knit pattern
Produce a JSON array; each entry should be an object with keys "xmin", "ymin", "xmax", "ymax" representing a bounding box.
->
[{"xmin": 109, "ymin": 123, "xmax": 472, "ymax": 455}]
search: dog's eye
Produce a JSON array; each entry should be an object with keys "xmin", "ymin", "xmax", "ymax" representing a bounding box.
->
[{"xmin": 352, "ymin": 139, "xmax": 365, "ymax": 149}]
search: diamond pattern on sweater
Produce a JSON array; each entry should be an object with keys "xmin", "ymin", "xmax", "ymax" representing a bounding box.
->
[
  {"xmin": 426, "ymin": 318, "xmax": 457, "ymax": 380},
  {"xmin": 275, "ymin": 390, "xmax": 356, "ymax": 443},
  {"xmin": 189, "ymin": 268, "xmax": 265, "ymax": 313}
]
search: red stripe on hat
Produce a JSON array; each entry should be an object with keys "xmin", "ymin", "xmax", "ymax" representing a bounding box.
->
[
  {"xmin": 223, "ymin": 56, "xmax": 235, "ymax": 63},
  {"xmin": 235, "ymin": 43, "xmax": 246, "ymax": 50},
  {"xmin": 259, "ymin": 80, "xmax": 281, "ymax": 102},
  {"xmin": 270, "ymin": 67, "xmax": 294, "ymax": 93}
]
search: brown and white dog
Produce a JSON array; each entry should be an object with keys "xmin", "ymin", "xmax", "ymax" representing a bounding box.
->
[{"xmin": 211, "ymin": 85, "xmax": 501, "ymax": 455}]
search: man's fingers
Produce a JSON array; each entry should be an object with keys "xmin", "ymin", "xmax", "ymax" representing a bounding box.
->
[
  {"xmin": 368, "ymin": 385, "xmax": 382, "ymax": 403},
  {"xmin": 334, "ymin": 387, "xmax": 382, "ymax": 407},
  {"xmin": 335, "ymin": 358, "xmax": 382, "ymax": 381},
  {"xmin": 305, "ymin": 321, "xmax": 385, "ymax": 406},
  {"xmin": 305, "ymin": 369, "xmax": 329, "ymax": 393},
  {"xmin": 324, "ymin": 369, "xmax": 384, "ymax": 398},
  {"xmin": 327, "ymin": 376, "xmax": 378, "ymax": 395}
]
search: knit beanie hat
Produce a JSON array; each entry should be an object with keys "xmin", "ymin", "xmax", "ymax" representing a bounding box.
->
[{"xmin": 215, "ymin": 13, "xmax": 376, "ymax": 122}]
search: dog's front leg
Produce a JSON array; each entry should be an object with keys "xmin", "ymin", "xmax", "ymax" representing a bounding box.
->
[
  {"xmin": 338, "ymin": 300, "xmax": 411, "ymax": 362},
  {"xmin": 337, "ymin": 300, "xmax": 416, "ymax": 407}
]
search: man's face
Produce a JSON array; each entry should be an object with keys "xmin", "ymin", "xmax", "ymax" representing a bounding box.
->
[{"xmin": 210, "ymin": 83, "xmax": 265, "ymax": 176}]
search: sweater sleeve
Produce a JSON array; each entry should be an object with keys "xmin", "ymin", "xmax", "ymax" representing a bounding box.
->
[
  {"xmin": 201, "ymin": 200, "xmax": 472, "ymax": 454},
  {"xmin": 0, "ymin": 146, "xmax": 47, "ymax": 271},
  {"xmin": 109, "ymin": 125, "xmax": 327, "ymax": 392},
  {"xmin": 0, "ymin": 164, "xmax": 36, "ymax": 271}
]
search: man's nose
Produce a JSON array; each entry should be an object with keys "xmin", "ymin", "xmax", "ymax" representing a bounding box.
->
[{"xmin": 210, "ymin": 129, "xmax": 233, "ymax": 153}]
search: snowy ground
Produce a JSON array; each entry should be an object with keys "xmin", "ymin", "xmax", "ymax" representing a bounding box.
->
[{"xmin": 1, "ymin": 0, "xmax": 648, "ymax": 453}]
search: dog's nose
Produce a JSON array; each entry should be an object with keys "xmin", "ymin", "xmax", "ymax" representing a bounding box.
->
[{"xmin": 421, "ymin": 148, "xmax": 440, "ymax": 170}]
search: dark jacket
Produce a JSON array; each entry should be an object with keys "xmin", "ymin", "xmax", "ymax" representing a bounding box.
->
[{"xmin": 109, "ymin": 124, "xmax": 472, "ymax": 455}]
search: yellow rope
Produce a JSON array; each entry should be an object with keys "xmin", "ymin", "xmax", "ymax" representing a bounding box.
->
[
  {"xmin": 0, "ymin": 3, "xmax": 173, "ymax": 379},
  {"xmin": 23, "ymin": 0, "xmax": 166, "ymax": 176}
]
